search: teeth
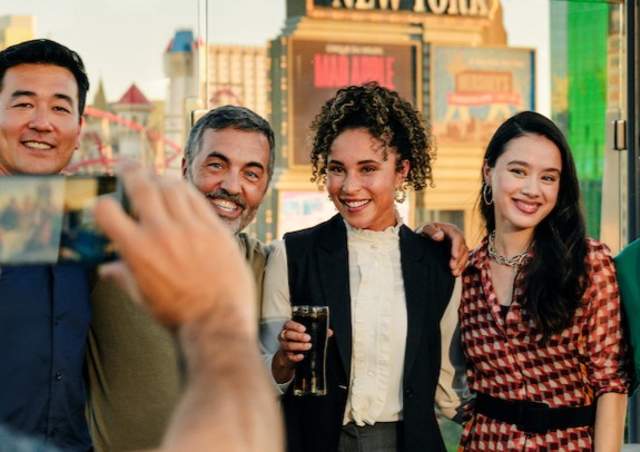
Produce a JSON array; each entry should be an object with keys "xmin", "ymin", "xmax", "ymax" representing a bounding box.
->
[
  {"xmin": 343, "ymin": 200, "xmax": 369, "ymax": 208},
  {"xmin": 23, "ymin": 141, "xmax": 53, "ymax": 150},
  {"xmin": 212, "ymin": 199, "xmax": 239, "ymax": 212}
]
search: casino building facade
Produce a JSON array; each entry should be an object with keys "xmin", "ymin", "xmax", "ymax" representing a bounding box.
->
[{"xmin": 254, "ymin": 0, "xmax": 529, "ymax": 243}]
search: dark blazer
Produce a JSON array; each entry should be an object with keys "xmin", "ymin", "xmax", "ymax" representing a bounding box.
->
[{"xmin": 282, "ymin": 214, "xmax": 455, "ymax": 452}]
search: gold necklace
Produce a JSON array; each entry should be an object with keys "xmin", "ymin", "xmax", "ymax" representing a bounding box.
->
[{"xmin": 487, "ymin": 231, "xmax": 530, "ymax": 268}]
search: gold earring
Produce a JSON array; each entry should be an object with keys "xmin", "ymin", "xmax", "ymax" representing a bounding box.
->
[{"xmin": 394, "ymin": 187, "xmax": 406, "ymax": 203}]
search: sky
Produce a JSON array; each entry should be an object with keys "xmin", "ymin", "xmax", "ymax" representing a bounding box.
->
[{"xmin": 0, "ymin": 0, "xmax": 549, "ymax": 115}]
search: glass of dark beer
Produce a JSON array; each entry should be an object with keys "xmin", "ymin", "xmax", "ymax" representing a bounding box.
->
[{"xmin": 292, "ymin": 305, "xmax": 329, "ymax": 396}]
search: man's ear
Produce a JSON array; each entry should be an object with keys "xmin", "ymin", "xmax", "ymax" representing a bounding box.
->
[{"xmin": 75, "ymin": 116, "xmax": 85, "ymax": 149}]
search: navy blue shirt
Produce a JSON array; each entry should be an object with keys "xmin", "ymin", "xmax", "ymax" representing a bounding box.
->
[{"xmin": 0, "ymin": 265, "xmax": 92, "ymax": 451}]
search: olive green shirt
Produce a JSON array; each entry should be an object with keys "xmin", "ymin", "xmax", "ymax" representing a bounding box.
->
[{"xmin": 86, "ymin": 233, "xmax": 269, "ymax": 452}]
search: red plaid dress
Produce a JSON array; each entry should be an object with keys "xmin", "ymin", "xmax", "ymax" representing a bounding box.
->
[{"xmin": 459, "ymin": 237, "xmax": 630, "ymax": 451}]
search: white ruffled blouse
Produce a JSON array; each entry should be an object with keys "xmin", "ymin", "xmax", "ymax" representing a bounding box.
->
[
  {"xmin": 260, "ymin": 219, "xmax": 467, "ymax": 425},
  {"xmin": 342, "ymin": 220, "xmax": 406, "ymax": 425}
]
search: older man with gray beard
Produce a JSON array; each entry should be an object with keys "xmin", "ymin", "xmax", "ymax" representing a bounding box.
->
[{"xmin": 86, "ymin": 106, "xmax": 274, "ymax": 452}]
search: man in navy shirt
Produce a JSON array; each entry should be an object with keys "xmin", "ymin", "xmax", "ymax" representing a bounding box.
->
[{"xmin": 0, "ymin": 39, "xmax": 92, "ymax": 451}]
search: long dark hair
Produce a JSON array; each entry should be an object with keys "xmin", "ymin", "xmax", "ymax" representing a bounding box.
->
[{"xmin": 480, "ymin": 111, "xmax": 588, "ymax": 339}]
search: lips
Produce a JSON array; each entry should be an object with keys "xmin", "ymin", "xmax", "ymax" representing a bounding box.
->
[
  {"xmin": 340, "ymin": 198, "xmax": 371, "ymax": 212},
  {"xmin": 513, "ymin": 199, "xmax": 540, "ymax": 215}
]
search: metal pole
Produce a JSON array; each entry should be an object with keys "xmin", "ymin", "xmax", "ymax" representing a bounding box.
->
[{"xmin": 628, "ymin": 1, "xmax": 639, "ymax": 242}]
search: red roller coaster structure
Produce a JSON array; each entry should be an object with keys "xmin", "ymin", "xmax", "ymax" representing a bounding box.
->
[{"xmin": 65, "ymin": 106, "xmax": 184, "ymax": 174}]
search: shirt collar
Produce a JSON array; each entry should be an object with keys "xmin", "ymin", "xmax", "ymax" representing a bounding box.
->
[{"xmin": 468, "ymin": 236, "xmax": 490, "ymax": 270}]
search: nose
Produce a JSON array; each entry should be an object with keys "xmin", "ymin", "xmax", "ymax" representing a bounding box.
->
[
  {"xmin": 521, "ymin": 176, "xmax": 541, "ymax": 197},
  {"xmin": 340, "ymin": 173, "xmax": 360, "ymax": 195},
  {"xmin": 28, "ymin": 107, "xmax": 54, "ymax": 133},
  {"xmin": 220, "ymin": 171, "xmax": 241, "ymax": 194}
]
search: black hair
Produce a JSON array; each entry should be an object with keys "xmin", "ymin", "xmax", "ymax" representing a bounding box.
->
[
  {"xmin": 0, "ymin": 39, "xmax": 90, "ymax": 116},
  {"xmin": 184, "ymin": 105, "xmax": 275, "ymax": 181},
  {"xmin": 480, "ymin": 111, "xmax": 588, "ymax": 339}
]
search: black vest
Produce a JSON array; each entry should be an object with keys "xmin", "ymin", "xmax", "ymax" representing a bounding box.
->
[{"xmin": 282, "ymin": 215, "xmax": 454, "ymax": 452}]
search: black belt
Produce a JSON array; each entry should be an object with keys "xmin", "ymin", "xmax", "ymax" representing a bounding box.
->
[{"xmin": 475, "ymin": 392, "xmax": 596, "ymax": 434}]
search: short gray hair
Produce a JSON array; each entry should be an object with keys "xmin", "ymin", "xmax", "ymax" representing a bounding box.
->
[{"xmin": 184, "ymin": 105, "xmax": 275, "ymax": 181}]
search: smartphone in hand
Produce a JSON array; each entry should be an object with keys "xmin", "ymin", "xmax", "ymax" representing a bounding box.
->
[{"xmin": 0, "ymin": 175, "xmax": 125, "ymax": 265}]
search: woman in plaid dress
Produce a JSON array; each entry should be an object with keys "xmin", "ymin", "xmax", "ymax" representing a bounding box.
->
[{"xmin": 459, "ymin": 111, "xmax": 630, "ymax": 451}]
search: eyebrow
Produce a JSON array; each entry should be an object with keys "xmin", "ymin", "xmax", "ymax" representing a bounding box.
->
[
  {"xmin": 328, "ymin": 159, "xmax": 381, "ymax": 166},
  {"xmin": 205, "ymin": 151, "xmax": 265, "ymax": 171},
  {"xmin": 11, "ymin": 90, "xmax": 74, "ymax": 107},
  {"xmin": 204, "ymin": 151, "xmax": 230, "ymax": 163},
  {"xmin": 507, "ymin": 160, "xmax": 561, "ymax": 173},
  {"xmin": 244, "ymin": 161, "xmax": 265, "ymax": 172}
]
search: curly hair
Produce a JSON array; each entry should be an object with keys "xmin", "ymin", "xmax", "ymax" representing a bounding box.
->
[{"xmin": 309, "ymin": 82, "xmax": 434, "ymax": 191}]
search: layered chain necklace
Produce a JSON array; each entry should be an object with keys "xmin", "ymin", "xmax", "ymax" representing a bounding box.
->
[{"xmin": 487, "ymin": 231, "xmax": 530, "ymax": 268}]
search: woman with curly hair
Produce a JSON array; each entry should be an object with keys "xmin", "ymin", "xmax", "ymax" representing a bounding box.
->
[
  {"xmin": 260, "ymin": 82, "xmax": 468, "ymax": 452},
  {"xmin": 459, "ymin": 111, "xmax": 630, "ymax": 450}
]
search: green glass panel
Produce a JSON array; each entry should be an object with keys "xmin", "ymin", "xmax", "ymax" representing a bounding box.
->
[{"xmin": 551, "ymin": 1, "xmax": 609, "ymax": 238}]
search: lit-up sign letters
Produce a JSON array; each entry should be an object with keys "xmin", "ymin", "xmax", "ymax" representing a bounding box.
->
[
  {"xmin": 314, "ymin": 0, "xmax": 491, "ymax": 17},
  {"xmin": 313, "ymin": 48, "xmax": 397, "ymax": 89}
]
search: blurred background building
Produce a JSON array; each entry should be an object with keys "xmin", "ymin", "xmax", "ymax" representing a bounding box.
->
[
  {"xmin": 163, "ymin": 30, "xmax": 268, "ymax": 173},
  {"xmin": 0, "ymin": 15, "xmax": 35, "ymax": 49}
]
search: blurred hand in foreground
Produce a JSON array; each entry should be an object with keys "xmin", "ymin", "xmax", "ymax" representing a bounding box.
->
[
  {"xmin": 94, "ymin": 165, "xmax": 282, "ymax": 452},
  {"xmin": 95, "ymin": 165, "xmax": 255, "ymax": 335}
]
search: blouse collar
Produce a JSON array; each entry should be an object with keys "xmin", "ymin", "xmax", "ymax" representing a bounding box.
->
[{"xmin": 343, "ymin": 212, "xmax": 403, "ymax": 243}]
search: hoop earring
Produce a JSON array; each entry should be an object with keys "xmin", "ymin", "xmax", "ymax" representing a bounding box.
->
[
  {"xmin": 482, "ymin": 184, "xmax": 493, "ymax": 205},
  {"xmin": 394, "ymin": 187, "xmax": 407, "ymax": 203}
]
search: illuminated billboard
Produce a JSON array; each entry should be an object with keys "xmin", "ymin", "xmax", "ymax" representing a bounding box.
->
[
  {"xmin": 430, "ymin": 45, "xmax": 535, "ymax": 146},
  {"xmin": 289, "ymin": 38, "xmax": 418, "ymax": 166}
]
